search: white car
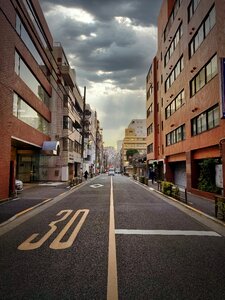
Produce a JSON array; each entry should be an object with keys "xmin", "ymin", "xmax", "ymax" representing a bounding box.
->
[
  {"xmin": 108, "ymin": 169, "xmax": 115, "ymax": 176},
  {"xmin": 15, "ymin": 179, "xmax": 23, "ymax": 192}
]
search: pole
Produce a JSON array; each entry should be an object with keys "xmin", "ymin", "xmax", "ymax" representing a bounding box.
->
[{"xmin": 81, "ymin": 86, "xmax": 86, "ymax": 175}]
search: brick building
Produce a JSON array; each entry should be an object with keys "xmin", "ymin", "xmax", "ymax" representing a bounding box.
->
[
  {"xmin": 146, "ymin": 0, "xmax": 225, "ymax": 197},
  {"xmin": 0, "ymin": 0, "xmax": 84, "ymax": 200}
]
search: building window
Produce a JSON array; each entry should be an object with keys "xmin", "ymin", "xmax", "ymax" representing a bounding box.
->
[
  {"xmin": 147, "ymin": 124, "xmax": 153, "ymax": 136},
  {"xmin": 22, "ymin": 0, "xmax": 49, "ymax": 49},
  {"xmin": 147, "ymin": 143, "xmax": 153, "ymax": 153},
  {"xmin": 165, "ymin": 56, "xmax": 184, "ymax": 92},
  {"xmin": 191, "ymin": 105, "xmax": 219, "ymax": 136},
  {"xmin": 62, "ymin": 138, "xmax": 68, "ymax": 151},
  {"xmin": 147, "ymin": 103, "xmax": 153, "ymax": 118},
  {"xmin": 165, "ymin": 90, "xmax": 185, "ymax": 119},
  {"xmin": 147, "ymin": 84, "xmax": 153, "ymax": 100},
  {"xmin": 163, "ymin": 0, "xmax": 182, "ymax": 41},
  {"xmin": 16, "ymin": 14, "xmax": 47, "ymax": 71},
  {"xmin": 166, "ymin": 124, "xmax": 185, "ymax": 146},
  {"xmin": 164, "ymin": 23, "xmax": 183, "ymax": 66},
  {"xmin": 63, "ymin": 116, "xmax": 73, "ymax": 131},
  {"xmin": 15, "ymin": 51, "xmax": 50, "ymax": 106},
  {"xmin": 190, "ymin": 54, "xmax": 217, "ymax": 97},
  {"xmin": 188, "ymin": 0, "xmax": 201, "ymax": 22},
  {"xmin": 13, "ymin": 93, "xmax": 49, "ymax": 134},
  {"xmin": 189, "ymin": 6, "xmax": 215, "ymax": 57}
]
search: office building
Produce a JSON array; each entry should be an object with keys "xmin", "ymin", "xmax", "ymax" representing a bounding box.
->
[{"xmin": 146, "ymin": 0, "xmax": 225, "ymax": 197}]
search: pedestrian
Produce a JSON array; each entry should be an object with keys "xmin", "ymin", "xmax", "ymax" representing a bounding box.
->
[
  {"xmin": 84, "ymin": 170, "xmax": 88, "ymax": 180},
  {"xmin": 151, "ymin": 170, "xmax": 155, "ymax": 184},
  {"xmin": 150, "ymin": 168, "xmax": 155, "ymax": 184}
]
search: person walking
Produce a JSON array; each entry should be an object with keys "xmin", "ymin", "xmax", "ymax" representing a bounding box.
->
[{"xmin": 84, "ymin": 170, "xmax": 88, "ymax": 180}]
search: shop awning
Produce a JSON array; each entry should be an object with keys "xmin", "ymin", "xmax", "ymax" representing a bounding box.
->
[{"xmin": 42, "ymin": 141, "xmax": 60, "ymax": 156}]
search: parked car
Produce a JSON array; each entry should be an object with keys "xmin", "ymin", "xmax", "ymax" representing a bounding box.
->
[
  {"xmin": 108, "ymin": 168, "xmax": 115, "ymax": 176},
  {"xmin": 15, "ymin": 179, "xmax": 23, "ymax": 192}
]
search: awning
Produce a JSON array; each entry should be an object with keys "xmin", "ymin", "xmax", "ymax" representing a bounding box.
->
[{"xmin": 42, "ymin": 141, "xmax": 60, "ymax": 156}]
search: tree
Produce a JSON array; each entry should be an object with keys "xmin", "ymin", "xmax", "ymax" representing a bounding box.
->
[{"xmin": 126, "ymin": 149, "xmax": 139, "ymax": 162}]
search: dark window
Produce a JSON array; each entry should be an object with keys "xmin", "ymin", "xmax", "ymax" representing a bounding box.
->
[
  {"xmin": 190, "ymin": 54, "xmax": 217, "ymax": 97},
  {"xmin": 191, "ymin": 105, "xmax": 219, "ymax": 136}
]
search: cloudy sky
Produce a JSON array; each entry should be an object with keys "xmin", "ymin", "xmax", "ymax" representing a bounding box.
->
[{"xmin": 39, "ymin": 0, "xmax": 162, "ymax": 147}]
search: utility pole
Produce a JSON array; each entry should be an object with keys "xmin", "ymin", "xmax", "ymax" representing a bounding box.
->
[{"xmin": 81, "ymin": 86, "xmax": 86, "ymax": 174}]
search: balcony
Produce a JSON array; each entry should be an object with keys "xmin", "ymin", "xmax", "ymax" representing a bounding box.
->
[{"xmin": 60, "ymin": 65, "xmax": 76, "ymax": 88}]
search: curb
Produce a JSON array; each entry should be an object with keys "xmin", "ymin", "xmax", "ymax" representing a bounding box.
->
[
  {"xmin": 131, "ymin": 178, "xmax": 225, "ymax": 228},
  {"xmin": 0, "ymin": 180, "xmax": 89, "ymax": 227}
]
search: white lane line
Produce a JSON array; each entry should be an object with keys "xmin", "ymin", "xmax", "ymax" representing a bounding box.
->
[
  {"xmin": 107, "ymin": 176, "xmax": 118, "ymax": 300},
  {"xmin": 115, "ymin": 229, "xmax": 221, "ymax": 237}
]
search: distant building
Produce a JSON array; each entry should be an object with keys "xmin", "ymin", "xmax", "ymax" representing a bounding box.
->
[
  {"xmin": 128, "ymin": 119, "xmax": 146, "ymax": 137},
  {"xmin": 122, "ymin": 127, "xmax": 146, "ymax": 176},
  {"xmin": 103, "ymin": 147, "xmax": 117, "ymax": 170},
  {"xmin": 117, "ymin": 140, "xmax": 123, "ymax": 152}
]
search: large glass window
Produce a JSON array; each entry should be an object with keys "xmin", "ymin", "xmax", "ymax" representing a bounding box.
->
[
  {"xmin": 163, "ymin": 0, "xmax": 182, "ymax": 41},
  {"xmin": 16, "ymin": 15, "xmax": 44, "ymax": 67},
  {"xmin": 165, "ymin": 90, "xmax": 185, "ymax": 119},
  {"xmin": 22, "ymin": 0, "xmax": 48, "ymax": 49},
  {"xmin": 188, "ymin": 0, "xmax": 200, "ymax": 21},
  {"xmin": 190, "ymin": 54, "xmax": 217, "ymax": 97},
  {"xmin": 166, "ymin": 125, "xmax": 185, "ymax": 146},
  {"xmin": 13, "ymin": 93, "xmax": 49, "ymax": 134},
  {"xmin": 165, "ymin": 56, "xmax": 184, "ymax": 92},
  {"xmin": 164, "ymin": 23, "xmax": 183, "ymax": 67},
  {"xmin": 15, "ymin": 51, "xmax": 50, "ymax": 106},
  {"xmin": 191, "ymin": 105, "xmax": 219, "ymax": 136},
  {"xmin": 189, "ymin": 6, "xmax": 215, "ymax": 58}
]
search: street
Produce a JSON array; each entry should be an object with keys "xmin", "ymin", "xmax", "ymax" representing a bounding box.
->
[{"xmin": 1, "ymin": 175, "xmax": 225, "ymax": 299}]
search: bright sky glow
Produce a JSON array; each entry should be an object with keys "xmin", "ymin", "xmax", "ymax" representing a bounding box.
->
[
  {"xmin": 40, "ymin": 0, "xmax": 161, "ymax": 147},
  {"xmin": 47, "ymin": 5, "xmax": 95, "ymax": 24}
]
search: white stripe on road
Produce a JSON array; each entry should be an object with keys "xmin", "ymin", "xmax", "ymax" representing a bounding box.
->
[{"xmin": 115, "ymin": 229, "xmax": 221, "ymax": 237}]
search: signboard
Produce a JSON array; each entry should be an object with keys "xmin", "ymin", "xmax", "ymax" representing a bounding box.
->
[{"xmin": 215, "ymin": 164, "xmax": 223, "ymax": 188}]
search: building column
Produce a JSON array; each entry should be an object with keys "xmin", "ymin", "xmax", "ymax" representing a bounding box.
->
[{"xmin": 164, "ymin": 157, "xmax": 173, "ymax": 182}]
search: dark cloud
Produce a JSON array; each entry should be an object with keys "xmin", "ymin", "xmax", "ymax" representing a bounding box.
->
[
  {"xmin": 39, "ymin": 0, "xmax": 162, "ymax": 146},
  {"xmin": 40, "ymin": 0, "xmax": 161, "ymax": 26}
]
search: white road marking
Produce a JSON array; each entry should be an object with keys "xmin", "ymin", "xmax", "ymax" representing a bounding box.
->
[
  {"xmin": 90, "ymin": 184, "xmax": 104, "ymax": 188},
  {"xmin": 115, "ymin": 229, "xmax": 221, "ymax": 237}
]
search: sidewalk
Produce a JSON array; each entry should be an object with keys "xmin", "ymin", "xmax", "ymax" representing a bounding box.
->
[
  {"xmin": 147, "ymin": 180, "xmax": 222, "ymax": 221},
  {"xmin": 0, "ymin": 181, "xmax": 80, "ymax": 225}
]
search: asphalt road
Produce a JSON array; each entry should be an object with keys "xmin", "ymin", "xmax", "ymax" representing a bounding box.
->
[{"xmin": 0, "ymin": 175, "xmax": 225, "ymax": 299}]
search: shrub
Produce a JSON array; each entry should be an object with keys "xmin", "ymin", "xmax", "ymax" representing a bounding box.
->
[
  {"xmin": 161, "ymin": 181, "xmax": 173, "ymax": 196},
  {"xmin": 171, "ymin": 185, "xmax": 180, "ymax": 199},
  {"xmin": 198, "ymin": 159, "xmax": 221, "ymax": 194},
  {"xmin": 217, "ymin": 198, "xmax": 225, "ymax": 219},
  {"xmin": 139, "ymin": 176, "xmax": 145, "ymax": 184}
]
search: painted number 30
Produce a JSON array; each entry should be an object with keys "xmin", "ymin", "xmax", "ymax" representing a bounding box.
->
[{"xmin": 18, "ymin": 209, "xmax": 89, "ymax": 251}]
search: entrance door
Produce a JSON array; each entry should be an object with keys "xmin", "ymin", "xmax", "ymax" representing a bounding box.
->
[
  {"xmin": 17, "ymin": 155, "xmax": 39, "ymax": 182},
  {"xmin": 174, "ymin": 162, "xmax": 186, "ymax": 188}
]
